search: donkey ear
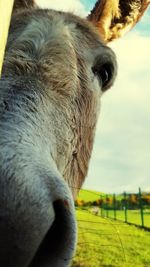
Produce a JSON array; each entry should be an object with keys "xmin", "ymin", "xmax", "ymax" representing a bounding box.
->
[
  {"xmin": 13, "ymin": 0, "xmax": 36, "ymax": 12},
  {"xmin": 88, "ymin": 0, "xmax": 150, "ymax": 42}
]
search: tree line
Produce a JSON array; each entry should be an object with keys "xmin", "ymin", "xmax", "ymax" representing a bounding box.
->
[{"xmin": 75, "ymin": 192, "xmax": 150, "ymax": 210}]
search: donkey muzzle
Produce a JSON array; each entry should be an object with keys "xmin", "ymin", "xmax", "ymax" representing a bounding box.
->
[{"xmin": 0, "ymin": 158, "xmax": 76, "ymax": 267}]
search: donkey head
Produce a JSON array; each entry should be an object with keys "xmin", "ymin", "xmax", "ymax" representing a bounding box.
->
[{"xmin": 0, "ymin": 0, "xmax": 149, "ymax": 266}]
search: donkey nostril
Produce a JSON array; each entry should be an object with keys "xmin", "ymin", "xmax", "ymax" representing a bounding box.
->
[{"xmin": 29, "ymin": 199, "xmax": 76, "ymax": 267}]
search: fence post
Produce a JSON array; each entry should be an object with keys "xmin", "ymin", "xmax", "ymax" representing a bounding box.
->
[
  {"xmin": 139, "ymin": 187, "xmax": 144, "ymax": 228},
  {"xmin": 100, "ymin": 195, "xmax": 103, "ymax": 217},
  {"xmin": 124, "ymin": 191, "xmax": 128, "ymax": 223},
  {"xmin": 113, "ymin": 194, "xmax": 117, "ymax": 220},
  {"xmin": 0, "ymin": 0, "xmax": 14, "ymax": 76},
  {"xmin": 106, "ymin": 194, "xmax": 109, "ymax": 218}
]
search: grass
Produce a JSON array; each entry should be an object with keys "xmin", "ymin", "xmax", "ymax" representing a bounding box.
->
[{"xmin": 71, "ymin": 208, "xmax": 150, "ymax": 267}]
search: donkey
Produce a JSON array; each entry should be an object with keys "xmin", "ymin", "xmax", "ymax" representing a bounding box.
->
[{"xmin": 0, "ymin": 0, "xmax": 149, "ymax": 266}]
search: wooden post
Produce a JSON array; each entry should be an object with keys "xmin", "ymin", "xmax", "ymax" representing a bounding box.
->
[{"xmin": 0, "ymin": 0, "xmax": 14, "ymax": 76}]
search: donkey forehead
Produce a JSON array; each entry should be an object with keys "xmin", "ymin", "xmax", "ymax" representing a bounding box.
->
[{"xmin": 10, "ymin": 9, "xmax": 103, "ymax": 50}]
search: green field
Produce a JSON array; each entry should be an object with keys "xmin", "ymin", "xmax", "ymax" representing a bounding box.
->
[
  {"xmin": 71, "ymin": 208, "xmax": 150, "ymax": 267},
  {"xmin": 102, "ymin": 209, "xmax": 150, "ymax": 228}
]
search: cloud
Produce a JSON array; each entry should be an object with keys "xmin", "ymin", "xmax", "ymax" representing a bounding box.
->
[
  {"xmin": 84, "ymin": 32, "xmax": 150, "ymax": 193},
  {"xmin": 36, "ymin": 0, "xmax": 87, "ymax": 16}
]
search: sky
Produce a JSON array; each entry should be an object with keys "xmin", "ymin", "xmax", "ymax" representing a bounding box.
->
[{"xmin": 36, "ymin": 0, "xmax": 150, "ymax": 194}]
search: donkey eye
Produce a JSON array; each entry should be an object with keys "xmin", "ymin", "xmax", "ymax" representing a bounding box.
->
[
  {"xmin": 92, "ymin": 61, "xmax": 115, "ymax": 92},
  {"xmin": 98, "ymin": 64, "xmax": 110, "ymax": 87}
]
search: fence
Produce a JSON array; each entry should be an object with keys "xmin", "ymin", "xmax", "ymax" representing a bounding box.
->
[
  {"xmin": 100, "ymin": 187, "xmax": 150, "ymax": 230},
  {"xmin": 75, "ymin": 187, "xmax": 150, "ymax": 230}
]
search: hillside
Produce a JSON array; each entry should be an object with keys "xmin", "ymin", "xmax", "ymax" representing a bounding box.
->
[{"xmin": 76, "ymin": 188, "xmax": 103, "ymax": 202}]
